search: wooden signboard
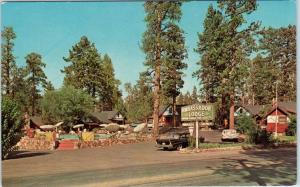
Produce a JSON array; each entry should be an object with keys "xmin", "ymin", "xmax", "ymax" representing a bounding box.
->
[{"xmin": 181, "ymin": 103, "xmax": 216, "ymax": 122}]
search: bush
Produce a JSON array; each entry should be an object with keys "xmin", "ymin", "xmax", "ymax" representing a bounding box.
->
[
  {"xmin": 246, "ymin": 128, "xmax": 273, "ymax": 145},
  {"xmin": 105, "ymin": 124, "xmax": 120, "ymax": 133},
  {"xmin": 236, "ymin": 114, "xmax": 256, "ymax": 134},
  {"xmin": 286, "ymin": 115, "xmax": 296, "ymax": 136},
  {"xmin": 1, "ymin": 97, "xmax": 24, "ymax": 159}
]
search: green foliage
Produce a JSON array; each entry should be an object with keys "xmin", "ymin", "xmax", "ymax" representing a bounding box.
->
[
  {"xmin": 105, "ymin": 125, "xmax": 120, "ymax": 133},
  {"xmin": 194, "ymin": 1, "xmax": 259, "ymax": 126},
  {"xmin": 142, "ymin": 1, "xmax": 184, "ymax": 135},
  {"xmin": 100, "ymin": 54, "xmax": 122, "ymax": 111},
  {"xmin": 1, "ymin": 97, "xmax": 23, "ymax": 159},
  {"xmin": 1, "ymin": 27, "xmax": 16, "ymax": 96},
  {"xmin": 63, "ymin": 36, "xmax": 121, "ymax": 110},
  {"xmin": 247, "ymin": 128, "xmax": 273, "ymax": 145},
  {"xmin": 257, "ymin": 25, "xmax": 296, "ymax": 102},
  {"xmin": 63, "ymin": 36, "xmax": 103, "ymax": 98},
  {"xmin": 24, "ymin": 52, "xmax": 48, "ymax": 115},
  {"xmin": 286, "ymin": 115, "xmax": 296, "ymax": 136},
  {"xmin": 41, "ymin": 86, "xmax": 94, "ymax": 127},
  {"xmin": 235, "ymin": 114, "xmax": 256, "ymax": 134},
  {"xmin": 124, "ymin": 75, "xmax": 153, "ymax": 123}
]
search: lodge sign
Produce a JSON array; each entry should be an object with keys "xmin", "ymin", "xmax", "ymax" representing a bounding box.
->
[{"xmin": 181, "ymin": 103, "xmax": 216, "ymax": 121}]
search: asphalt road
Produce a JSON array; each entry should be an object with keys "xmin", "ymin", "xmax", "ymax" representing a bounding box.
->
[{"xmin": 2, "ymin": 142, "xmax": 297, "ymax": 186}]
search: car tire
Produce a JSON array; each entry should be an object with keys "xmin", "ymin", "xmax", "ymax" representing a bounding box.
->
[{"xmin": 177, "ymin": 145, "xmax": 183, "ymax": 151}]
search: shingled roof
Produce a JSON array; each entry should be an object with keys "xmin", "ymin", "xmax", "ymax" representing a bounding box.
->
[
  {"xmin": 90, "ymin": 110, "xmax": 120, "ymax": 124},
  {"xmin": 29, "ymin": 116, "xmax": 45, "ymax": 129},
  {"xmin": 277, "ymin": 101, "xmax": 296, "ymax": 114},
  {"xmin": 242, "ymin": 105, "xmax": 264, "ymax": 116}
]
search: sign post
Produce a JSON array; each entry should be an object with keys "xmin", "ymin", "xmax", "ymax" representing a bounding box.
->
[
  {"xmin": 196, "ymin": 120, "xmax": 199, "ymax": 149},
  {"xmin": 181, "ymin": 103, "xmax": 216, "ymax": 150}
]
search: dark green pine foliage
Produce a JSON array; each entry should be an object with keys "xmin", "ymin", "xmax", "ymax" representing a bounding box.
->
[
  {"xmin": 194, "ymin": 4, "xmax": 224, "ymax": 103},
  {"xmin": 124, "ymin": 74, "xmax": 153, "ymax": 123},
  {"xmin": 217, "ymin": 0, "xmax": 259, "ymax": 128},
  {"xmin": 161, "ymin": 24, "xmax": 187, "ymax": 126},
  {"xmin": 11, "ymin": 67, "xmax": 30, "ymax": 112},
  {"xmin": 142, "ymin": 1, "xmax": 183, "ymax": 135},
  {"xmin": 101, "ymin": 54, "xmax": 121, "ymax": 111},
  {"xmin": 25, "ymin": 52, "xmax": 48, "ymax": 115},
  {"xmin": 1, "ymin": 27, "xmax": 16, "ymax": 96},
  {"xmin": 63, "ymin": 36, "xmax": 103, "ymax": 99},
  {"xmin": 258, "ymin": 25, "xmax": 296, "ymax": 102},
  {"xmin": 44, "ymin": 81, "xmax": 55, "ymax": 92},
  {"xmin": 191, "ymin": 86, "xmax": 198, "ymax": 103},
  {"xmin": 249, "ymin": 55, "xmax": 278, "ymax": 105},
  {"xmin": 176, "ymin": 92, "xmax": 184, "ymax": 105}
]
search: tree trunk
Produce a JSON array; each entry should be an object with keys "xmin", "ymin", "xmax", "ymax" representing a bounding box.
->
[
  {"xmin": 172, "ymin": 96, "xmax": 176, "ymax": 127},
  {"xmin": 153, "ymin": 65, "xmax": 160, "ymax": 137},
  {"xmin": 32, "ymin": 86, "xmax": 35, "ymax": 116},
  {"xmin": 229, "ymin": 94, "xmax": 234, "ymax": 129},
  {"xmin": 152, "ymin": 11, "xmax": 162, "ymax": 137}
]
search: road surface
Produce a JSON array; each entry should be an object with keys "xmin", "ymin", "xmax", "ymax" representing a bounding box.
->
[{"xmin": 2, "ymin": 141, "xmax": 297, "ymax": 186}]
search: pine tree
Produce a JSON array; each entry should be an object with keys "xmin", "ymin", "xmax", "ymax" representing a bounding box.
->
[
  {"xmin": 25, "ymin": 52, "xmax": 47, "ymax": 115},
  {"xmin": 142, "ymin": 1, "xmax": 183, "ymax": 136},
  {"xmin": 194, "ymin": 4, "xmax": 224, "ymax": 103},
  {"xmin": 191, "ymin": 86, "xmax": 198, "ymax": 103},
  {"xmin": 161, "ymin": 24, "xmax": 187, "ymax": 127},
  {"xmin": 249, "ymin": 55, "xmax": 278, "ymax": 104},
  {"xmin": 124, "ymin": 74, "xmax": 153, "ymax": 123},
  {"xmin": 177, "ymin": 92, "xmax": 184, "ymax": 105},
  {"xmin": 63, "ymin": 36, "xmax": 103, "ymax": 99},
  {"xmin": 11, "ymin": 67, "xmax": 30, "ymax": 112},
  {"xmin": 1, "ymin": 27, "xmax": 16, "ymax": 96},
  {"xmin": 44, "ymin": 81, "xmax": 55, "ymax": 92},
  {"xmin": 258, "ymin": 25, "xmax": 296, "ymax": 101},
  {"xmin": 101, "ymin": 54, "xmax": 121, "ymax": 111}
]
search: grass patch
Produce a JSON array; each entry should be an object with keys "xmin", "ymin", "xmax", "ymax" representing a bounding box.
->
[
  {"xmin": 198, "ymin": 143, "xmax": 247, "ymax": 149},
  {"xmin": 278, "ymin": 136, "xmax": 296, "ymax": 143}
]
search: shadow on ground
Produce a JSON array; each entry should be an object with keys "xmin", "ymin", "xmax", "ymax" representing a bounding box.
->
[
  {"xmin": 207, "ymin": 148, "xmax": 297, "ymax": 186},
  {"xmin": 6, "ymin": 151, "xmax": 50, "ymax": 160}
]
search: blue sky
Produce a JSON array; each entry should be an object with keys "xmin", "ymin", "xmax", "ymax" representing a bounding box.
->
[{"xmin": 1, "ymin": 1, "xmax": 296, "ymax": 96}]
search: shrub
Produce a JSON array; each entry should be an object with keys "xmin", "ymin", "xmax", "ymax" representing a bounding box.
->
[
  {"xmin": 1, "ymin": 97, "xmax": 24, "ymax": 159},
  {"xmin": 286, "ymin": 115, "xmax": 296, "ymax": 136},
  {"xmin": 236, "ymin": 114, "xmax": 256, "ymax": 134},
  {"xmin": 105, "ymin": 124, "xmax": 120, "ymax": 133},
  {"xmin": 246, "ymin": 127, "xmax": 273, "ymax": 145}
]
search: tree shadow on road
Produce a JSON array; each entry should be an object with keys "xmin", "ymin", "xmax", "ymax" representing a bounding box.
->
[
  {"xmin": 206, "ymin": 148, "xmax": 296, "ymax": 186},
  {"xmin": 6, "ymin": 151, "xmax": 51, "ymax": 160}
]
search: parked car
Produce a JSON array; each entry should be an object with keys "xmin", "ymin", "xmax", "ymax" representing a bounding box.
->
[
  {"xmin": 221, "ymin": 129, "xmax": 243, "ymax": 142},
  {"xmin": 156, "ymin": 127, "xmax": 190, "ymax": 150}
]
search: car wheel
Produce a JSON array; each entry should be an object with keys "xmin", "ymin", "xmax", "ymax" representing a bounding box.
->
[
  {"xmin": 177, "ymin": 144, "xmax": 183, "ymax": 151},
  {"xmin": 163, "ymin": 147, "xmax": 168, "ymax": 151}
]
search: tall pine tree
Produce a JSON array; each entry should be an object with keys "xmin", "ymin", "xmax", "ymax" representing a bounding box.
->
[
  {"xmin": 1, "ymin": 27, "xmax": 16, "ymax": 96},
  {"xmin": 142, "ymin": 1, "xmax": 183, "ymax": 136},
  {"xmin": 101, "ymin": 54, "xmax": 121, "ymax": 111},
  {"xmin": 25, "ymin": 52, "xmax": 47, "ymax": 115},
  {"xmin": 161, "ymin": 24, "xmax": 187, "ymax": 127},
  {"xmin": 63, "ymin": 36, "xmax": 103, "ymax": 99}
]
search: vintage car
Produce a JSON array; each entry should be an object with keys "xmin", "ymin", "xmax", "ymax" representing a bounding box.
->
[
  {"xmin": 221, "ymin": 129, "xmax": 243, "ymax": 142},
  {"xmin": 156, "ymin": 127, "xmax": 190, "ymax": 150}
]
